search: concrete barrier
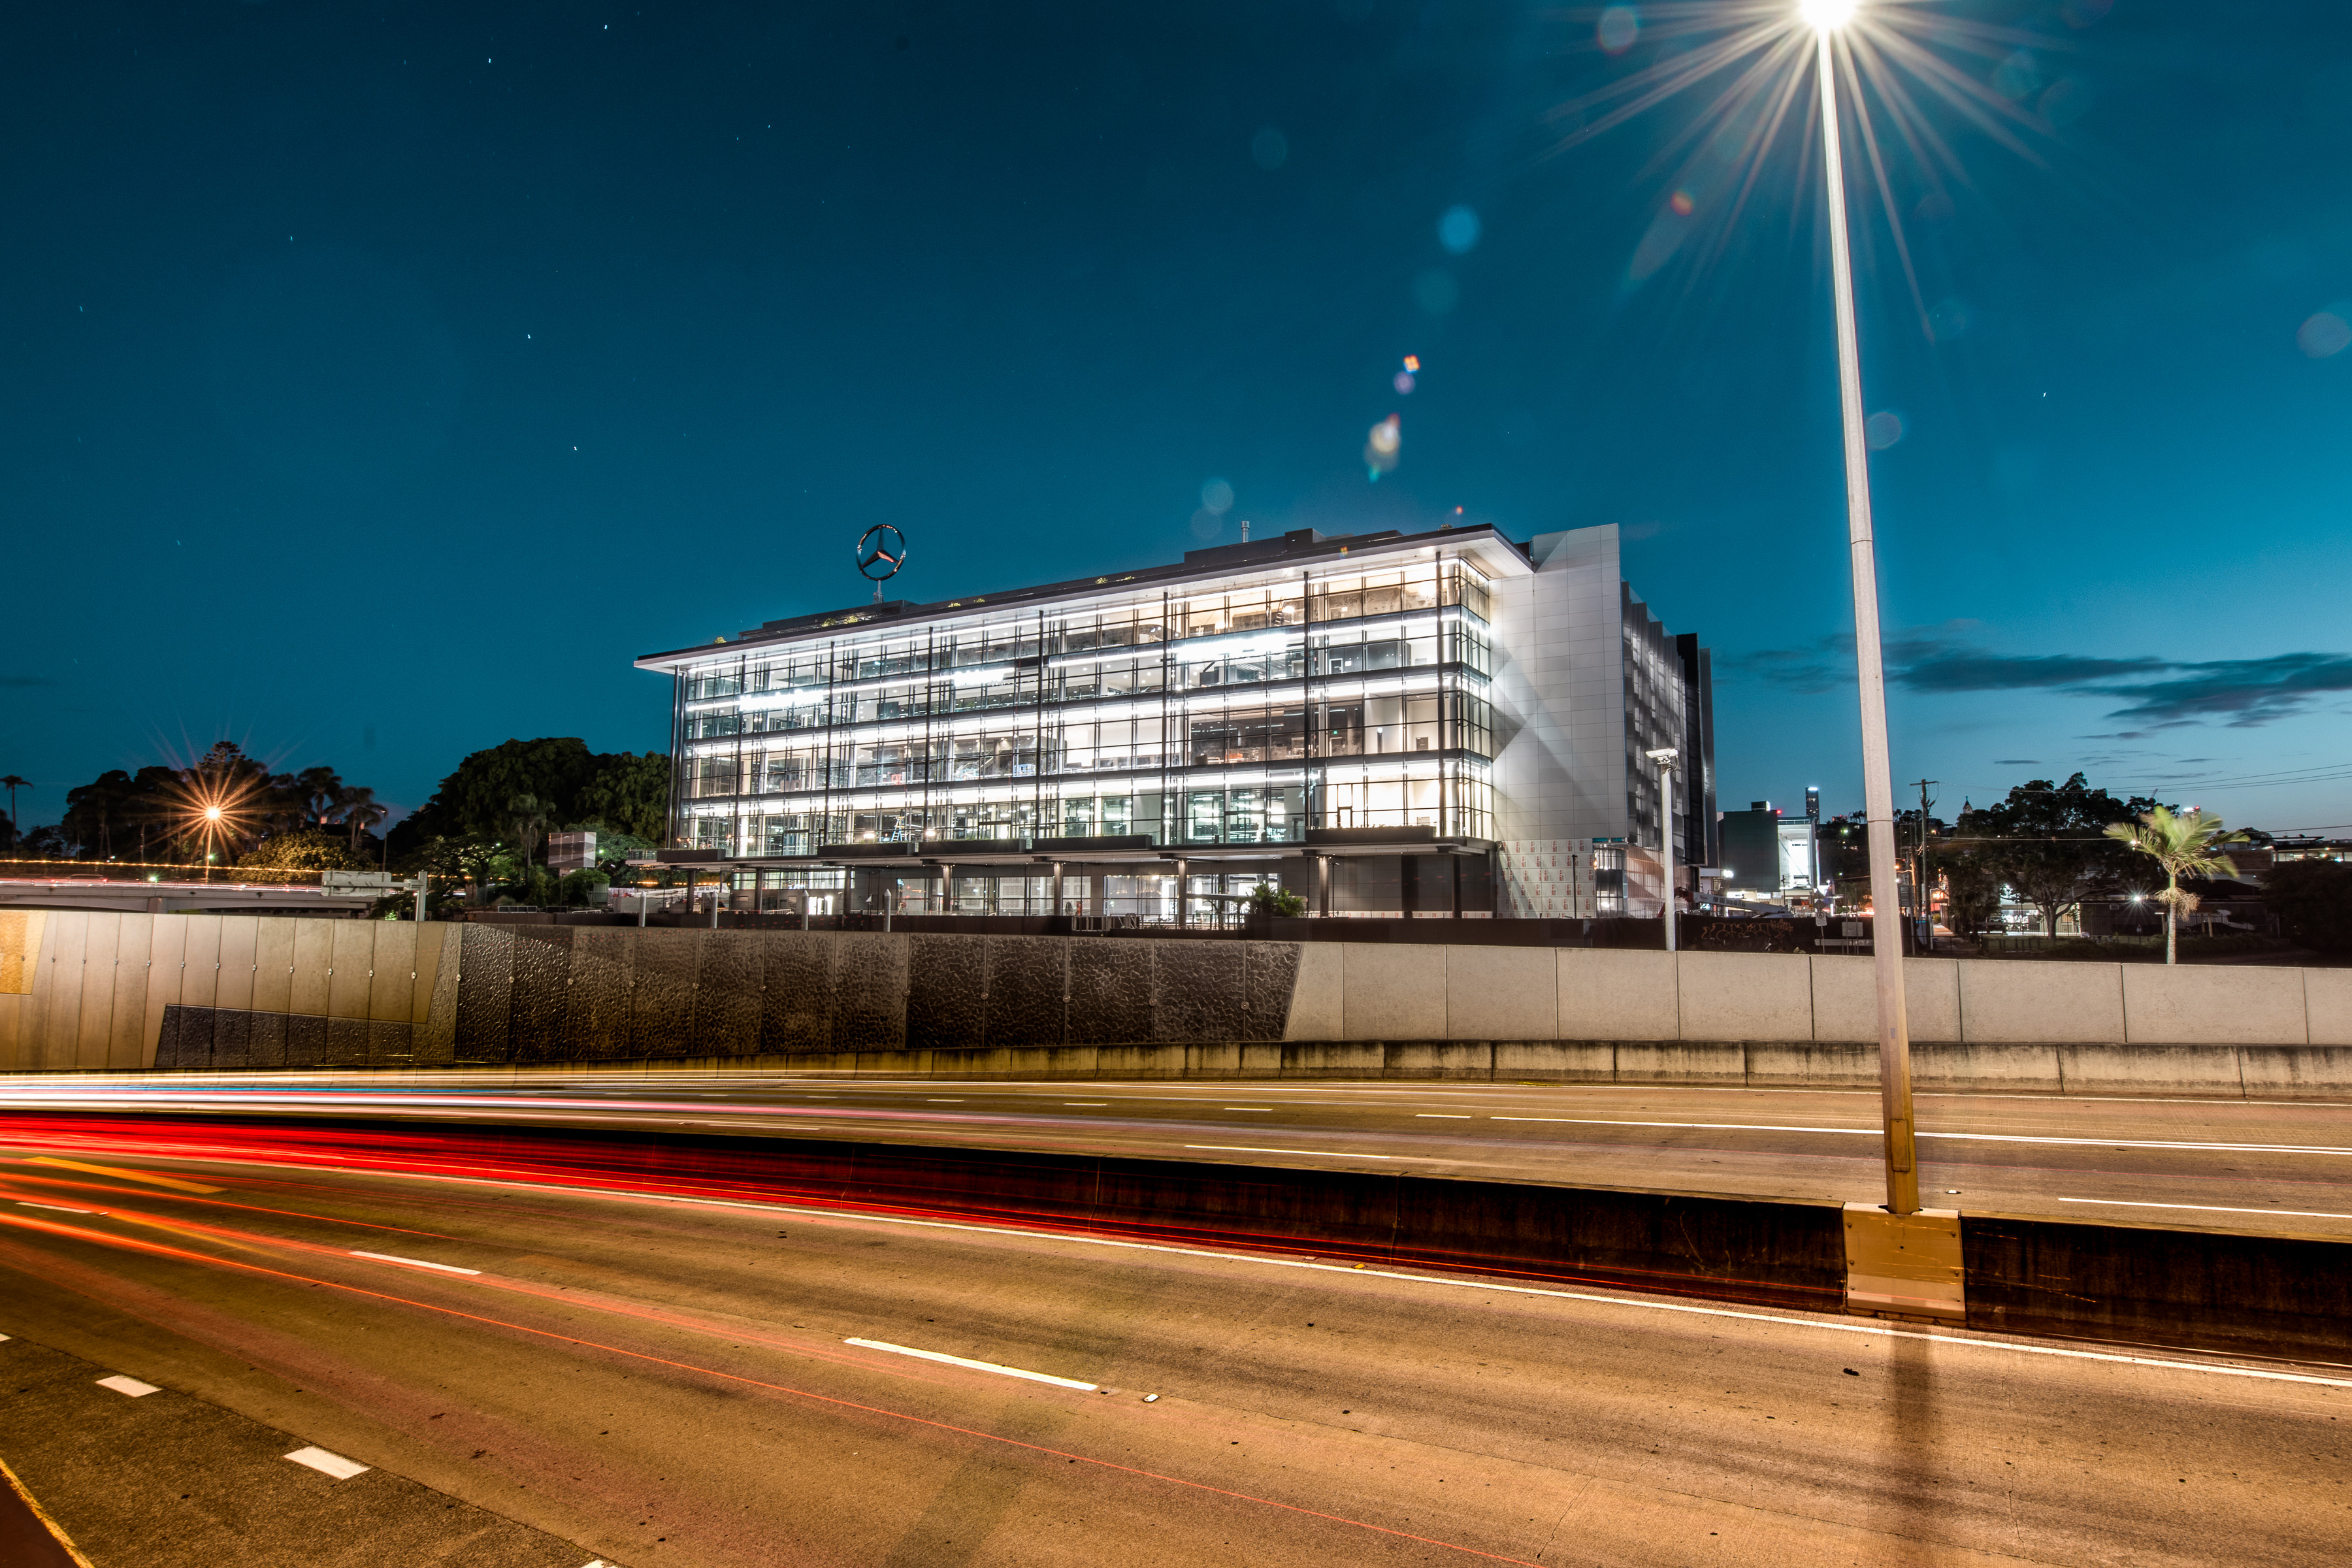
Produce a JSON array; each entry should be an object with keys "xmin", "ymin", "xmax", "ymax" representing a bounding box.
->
[{"xmin": 4, "ymin": 912, "xmax": 2349, "ymax": 1095}]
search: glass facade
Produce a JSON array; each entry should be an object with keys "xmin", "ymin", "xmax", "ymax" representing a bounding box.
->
[{"xmin": 662, "ymin": 553, "xmax": 1497, "ymax": 859}]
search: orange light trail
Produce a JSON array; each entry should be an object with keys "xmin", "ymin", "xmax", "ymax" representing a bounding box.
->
[{"xmin": 0, "ymin": 1205, "xmax": 1552, "ymax": 1566}]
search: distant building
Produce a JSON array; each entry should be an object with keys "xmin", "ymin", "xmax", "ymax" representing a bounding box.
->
[
  {"xmin": 1717, "ymin": 799, "xmax": 1819, "ymax": 900},
  {"xmin": 632, "ymin": 521, "xmax": 1711, "ymax": 920},
  {"xmin": 547, "ymin": 832, "xmax": 597, "ymax": 874}
]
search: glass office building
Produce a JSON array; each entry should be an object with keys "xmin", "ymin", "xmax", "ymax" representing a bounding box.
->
[{"xmin": 635, "ymin": 521, "xmax": 1708, "ymax": 921}]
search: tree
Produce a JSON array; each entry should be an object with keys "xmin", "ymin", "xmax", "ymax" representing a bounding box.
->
[
  {"xmin": 1955, "ymin": 774, "xmax": 2153, "ymax": 938},
  {"xmin": 508, "ymin": 792, "xmax": 550, "ymax": 873},
  {"xmin": 1938, "ymin": 852, "xmax": 2003, "ymax": 939},
  {"xmin": 2266, "ymin": 859, "xmax": 2352, "ymax": 955},
  {"xmin": 292, "ymin": 766, "xmax": 344, "ymax": 830},
  {"xmin": 397, "ymin": 738, "xmax": 602, "ymax": 846},
  {"xmin": 337, "ymin": 785, "xmax": 387, "ymax": 855},
  {"xmin": 573, "ymin": 751, "xmax": 672, "ymax": 843},
  {"xmin": 397, "ymin": 832, "xmax": 501, "ymax": 904},
  {"xmin": 167, "ymin": 742, "xmax": 278, "ymax": 862},
  {"xmin": 63, "ymin": 770, "xmax": 140, "ymax": 859},
  {"xmin": 0, "ymin": 775, "xmax": 27, "ymax": 845},
  {"xmin": 2104, "ymin": 806, "xmax": 2247, "ymax": 964},
  {"xmin": 239, "ymin": 829, "xmax": 369, "ymax": 873}
]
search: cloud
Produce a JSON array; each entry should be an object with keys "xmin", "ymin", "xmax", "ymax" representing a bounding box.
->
[
  {"xmin": 1724, "ymin": 633, "xmax": 2352, "ymax": 729},
  {"xmin": 1993, "ymin": 758, "xmax": 2040, "ymax": 764}
]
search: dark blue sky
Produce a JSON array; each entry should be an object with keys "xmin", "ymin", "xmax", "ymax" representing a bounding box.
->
[{"xmin": 6, "ymin": 1, "xmax": 2349, "ymax": 834}]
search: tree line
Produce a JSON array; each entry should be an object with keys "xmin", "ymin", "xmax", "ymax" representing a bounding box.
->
[
  {"xmin": 385, "ymin": 736, "xmax": 669, "ymax": 909},
  {"xmin": 0, "ymin": 743, "xmax": 389, "ymax": 871},
  {"xmin": 2, "ymin": 738, "xmax": 670, "ymax": 909},
  {"xmin": 1809, "ymin": 772, "xmax": 2350, "ymax": 959}
]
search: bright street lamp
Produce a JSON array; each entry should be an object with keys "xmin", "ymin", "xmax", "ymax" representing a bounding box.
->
[{"xmin": 1808, "ymin": 0, "xmax": 1918, "ymax": 1215}]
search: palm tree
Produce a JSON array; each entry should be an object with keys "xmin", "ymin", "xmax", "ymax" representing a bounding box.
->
[
  {"xmin": 2104, "ymin": 806, "xmax": 2247, "ymax": 965},
  {"xmin": 338, "ymin": 785, "xmax": 387, "ymax": 855},
  {"xmin": 508, "ymin": 793, "xmax": 549, "ymax": 877},
  {"xmin": 0, "ymin": 774, "xmax": 28, "ymax": 853}
]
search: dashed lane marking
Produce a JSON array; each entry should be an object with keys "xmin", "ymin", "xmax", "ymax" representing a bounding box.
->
[
  {"xmin": 1184, "ymin": 1145, "xmax": 1448, "ymax": 1162},
  {"xmin": 843, "ymin": 1338, "xmax": 1098, "ymax": 1391},
  {"xmin": 95, "ymin": 1376, "xmax": 159, "ymax": 1397},
  {"xmin": 284, "ymin": 1446, "xmax": 369, "ymax": 1480},
  {"xmin": 350, "ymin": 1251, "xmax": 482, "ymax": 1276}
]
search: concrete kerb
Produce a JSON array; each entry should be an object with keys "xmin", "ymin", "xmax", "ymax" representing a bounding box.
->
[{"xmin": 31, "ymin": 1037, "xmax": 2352, "ymax": 1093}]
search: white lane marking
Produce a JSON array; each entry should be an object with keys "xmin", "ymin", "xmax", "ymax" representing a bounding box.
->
[
  {"xmin": 1223, "ymin": 1107, "xmax": 1275, "ymax": 1112},
  {"xmin": 350, "ymin": 1250, "xmax": 482, "ymax": 1276},
  {"xmin": 146, "ymin": 1150, "xmax": 2352, "ymax": 1394},
  {"xmin": 1064, "ymin": 1102, "xmax": 1107, "ymax": 1107},
  {"xmin": 1416, "ymin": 1113, "xmax": 1472, "ymax": 1119},
  {"xmin": 1185, "ymin": 1145, "xmax": 1449, "ymax": 1162},
  {"xmin": 16, "ymin": 1201, "xmax": 99, "ymax": 1214},
  {"xmin": 926, "ymin": 1098, "xmax": 964, "ymax": 1102},
  {"xmin": 97, "ymin": 1375, "xmax": 159, "ymax": 1397},
  {"xmin": 284, "ymin": 1446, "xmax": 370, "ymax": 1480},
  {"xmin": 843, "ymin": 1337, "xmax": 1098, "ymax": 1391},
  {"xmin": 2062, "ymin": 1198, "xmax": 2352, "ymax": 1221},
  {"xmin": 1490, "ymin": 1117, "xmax": 2352, "ymax": 1158}
]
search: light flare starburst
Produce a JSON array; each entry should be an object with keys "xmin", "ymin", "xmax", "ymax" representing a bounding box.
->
[{"xmin": 1545, "ymin": 1, "xmax": 2061, "ymax": 335}]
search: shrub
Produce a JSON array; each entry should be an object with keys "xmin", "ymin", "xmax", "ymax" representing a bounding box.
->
[{"xmin": 1247, "ymin": 881, "xmax": 1307, "ymax": 917}]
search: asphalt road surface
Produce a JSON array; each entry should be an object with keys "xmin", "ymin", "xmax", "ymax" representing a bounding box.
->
[
  {"xmin": 5, "ymin": 1073, "xmax": 2351, "ymax": 1236},
  {"xmin": 0, "ymin": 1126, "xmax": 2347, "ymax": 1565}
]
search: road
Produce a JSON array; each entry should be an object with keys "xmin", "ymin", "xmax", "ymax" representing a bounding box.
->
[
  {"xmin": 0, "ymin": 1121, "xmax": 2347, "ymax": 1565},
  {"xmin": 5, "ymin": 1073, "xmax": 2350, "ymax": 1236}
]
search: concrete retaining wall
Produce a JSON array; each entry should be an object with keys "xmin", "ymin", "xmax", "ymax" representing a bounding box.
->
[{"xmin": 3, "ymin": 913, "xmax": 2347, "ymax": 1094}]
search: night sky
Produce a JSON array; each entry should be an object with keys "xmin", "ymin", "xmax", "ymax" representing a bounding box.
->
[{"xmin": 7, "ymin": 1, "xmax": 2349, "ymax": 836}]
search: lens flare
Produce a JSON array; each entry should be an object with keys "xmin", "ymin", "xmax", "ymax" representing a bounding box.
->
[
  {"xmin": 1801, "ymin": 0, "xmax": 1857, "ymax": 29},
  {"xmin": 1362, "ymin": 414, "xmax": 1401, "ymax": 481}
]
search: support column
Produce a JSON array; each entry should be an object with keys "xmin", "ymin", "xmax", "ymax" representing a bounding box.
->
[{"xmin": 1175, "ymin": 856, "xmax": 1189, "ymax": 928}]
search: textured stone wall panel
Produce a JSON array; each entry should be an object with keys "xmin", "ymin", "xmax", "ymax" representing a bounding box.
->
[
  {"xmin": 691, "ymin": 932, "xmax": 763, "ymax": 1058},
  {"xmin": 567, "ymin": 928, "xmax": 637, "ymax": 1058},
  {"xmin": 248, "ymin": 1009, "xmax": 287, "ymax": 1070},
  {"xmin": 454, "ymin": 924, "xmax": 515, "ymax": 1061},
  {"xmin": 1066, "ymin": 940, "xmax": 1154, "ymax": 1046},
  {"xmin": 508, "ymin": 929, "xmax": 575, "ymax": 1062},
  {"xmin": 983, "ymin": 937, "xmax": 1067, "ymax": 1049},
  {"xmin": 759, "ymin": 932, "xmax": 836, "ymax": 1054},
  {"xmin": 323, "ymin": 1015, "xmax": 370, "ymax": 1066},
  {"xmin": 906, "ymin": 935, "xmax": 987, "ymax": 1051},
  {"xmin": 368, "ymin": 1019, "xmax": 413, "ymax": 1065},
  {"xmin": 153, "ymin": 1004, "xmax": 187, "ymax": 1069},
  {"xmin": 286, "ymin": 1012, "xmax": 327, "ymax": 1067},
  {"xmin": 832, "ymin": 934, "xmax": 909, "ymax": 1053},
  {"xmin": 1241, "ymin": 943, "xmax": 1301, "ymax": 1044},
  {"xmin": 629, "ymin": 930, "xmax": 701, "ymax": 1058},
  {"xmin": 210, "ymin": 1007, "xmax": 251, "ymax": 1070},
  {"xmin": 1154, "ymin": 943, "xmax": 1246, "ymax": 1043}
]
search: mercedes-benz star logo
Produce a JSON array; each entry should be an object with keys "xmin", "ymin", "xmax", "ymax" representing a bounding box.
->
[{"xmin": 855, "ymin": 523, "xmax": 907, "ymax": 584}]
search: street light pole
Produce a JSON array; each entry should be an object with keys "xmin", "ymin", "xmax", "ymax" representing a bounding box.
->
[
  {"xmin": 1811, "ymin": 8, "xmax": 1919, "ymax": 1215},
  {"xmin": 1645, "ymin": 746, "xmax": 1680, "ymax": 953}
]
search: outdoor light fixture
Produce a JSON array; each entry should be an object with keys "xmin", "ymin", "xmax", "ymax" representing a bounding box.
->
[{"xmin": 1799, "ymin": 0, "xmax": 1857, "ymax": 29}]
